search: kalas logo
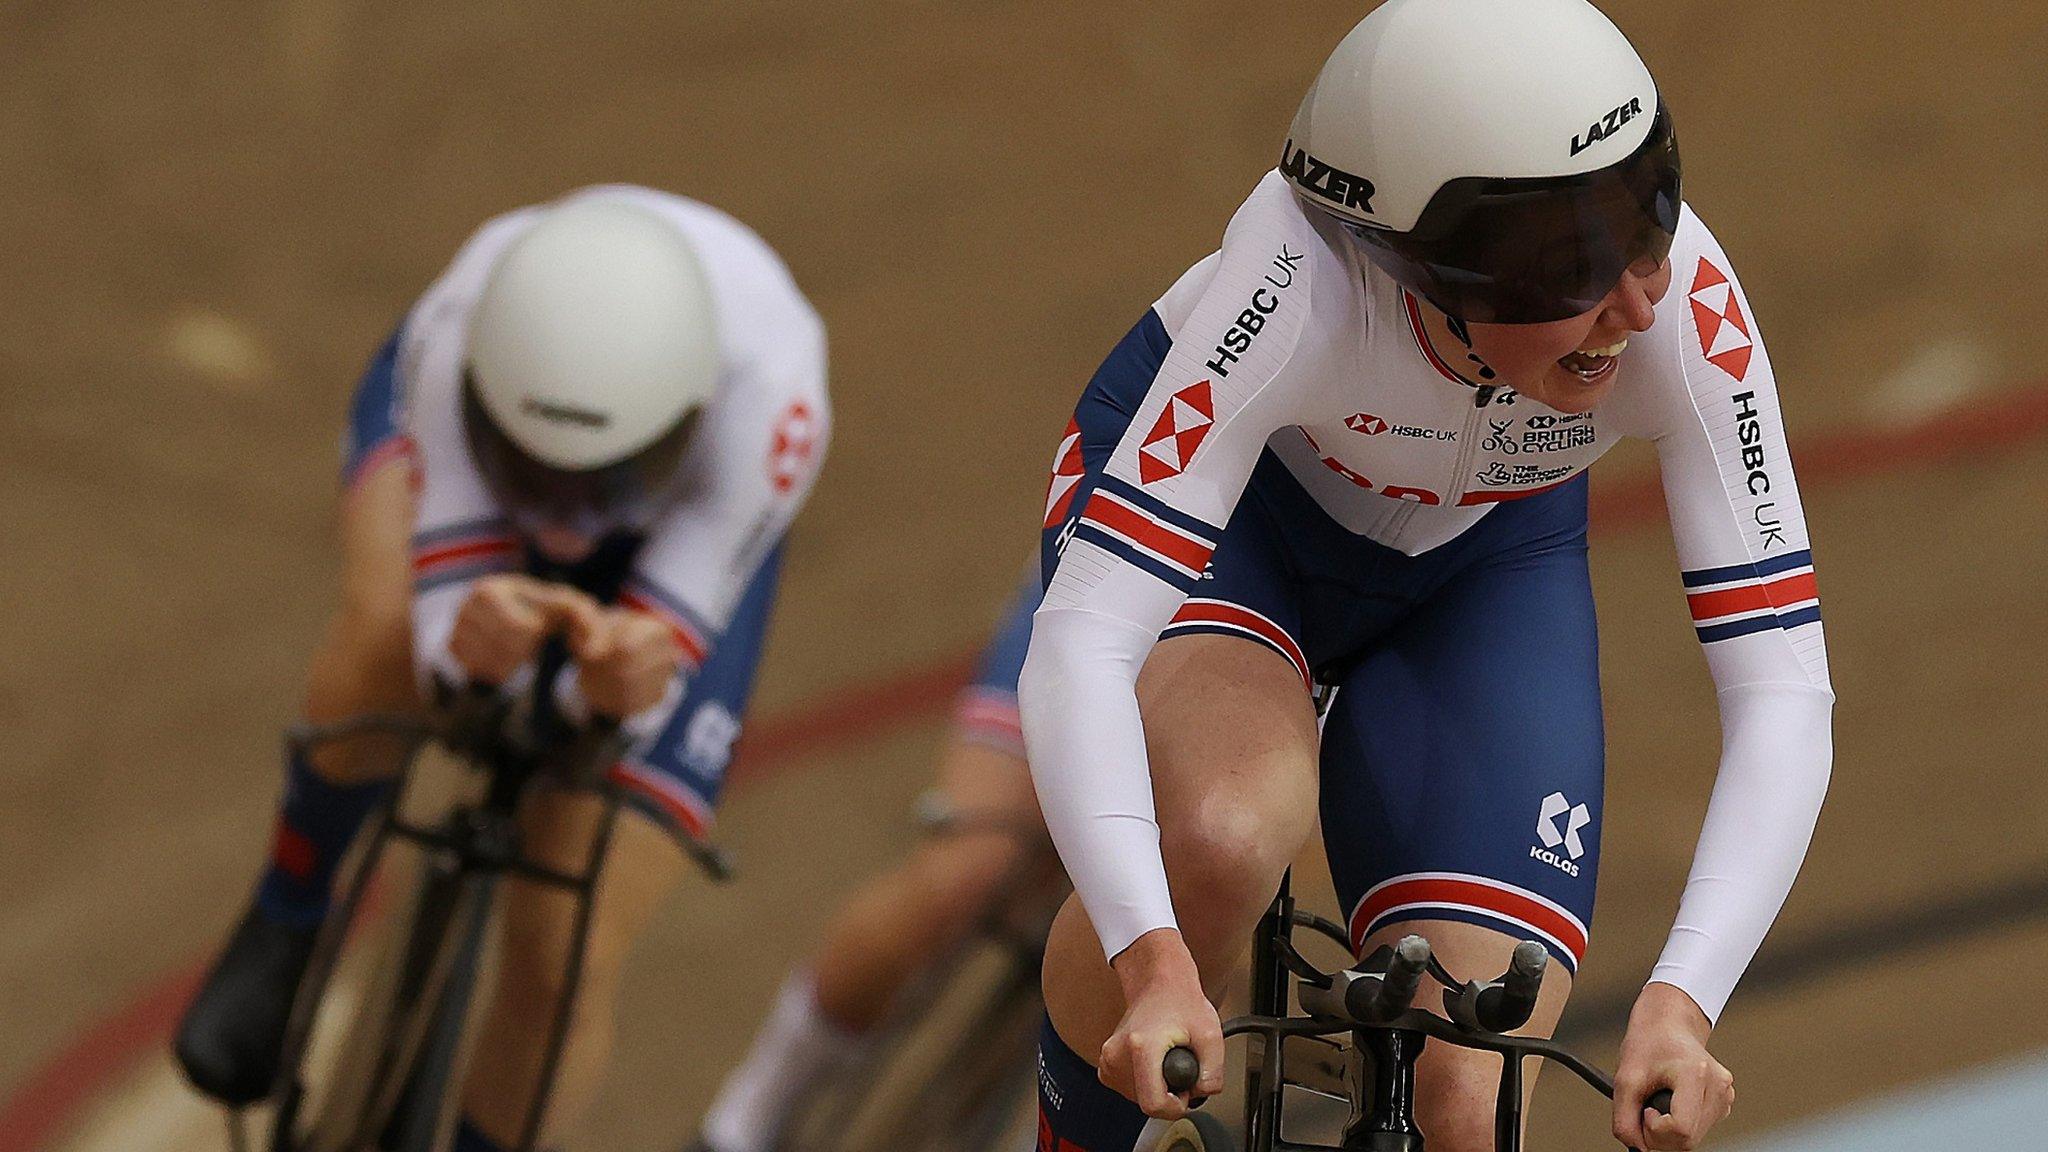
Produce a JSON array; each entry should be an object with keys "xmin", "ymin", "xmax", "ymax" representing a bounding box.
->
[{"xmin": 1281, "ymin": 140, "xmax": 1376, "ymax": 215}]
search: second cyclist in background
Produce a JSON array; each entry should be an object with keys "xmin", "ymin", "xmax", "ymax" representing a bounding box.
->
[{"xmin": 173, "ymin": 185, "xmax": 830, "ymax": 1152}]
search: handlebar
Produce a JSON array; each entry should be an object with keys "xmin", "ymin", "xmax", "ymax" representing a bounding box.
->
[
  {"xmin": 285, "ymin": 698, "xmax": 735, "ymax": 882},
  {"xmin": 1348, "ymin": 934, "xmax": 1431, "ymax": 1023},
  {"xmin": 1464, "ymin": 939, "xmax": 1546, "ymax": 1033},
  {"xmin": 1162, "ymin": 1046, "xmax": 1201, "ymax": 1096}
]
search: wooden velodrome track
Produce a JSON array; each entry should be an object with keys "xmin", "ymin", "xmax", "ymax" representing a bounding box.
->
[{"xmin": 3, "ymin": 2, "xmax": 2045, "ymax": 1147}]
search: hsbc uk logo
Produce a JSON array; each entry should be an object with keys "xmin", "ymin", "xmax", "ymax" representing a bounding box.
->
[
  {"xmin": 1344, "ymin": 412, "xmax": 1456, "ymax": 441},
  {"xmin": 1531, "ymin": 791, "xmax": 1590, "ymax": 877},
  {"xmin": 1688, "ymin": 259, "xmax": 1753, "ymax": 382},
  {"xmin": 1043, "ymin": 417, "xmax": 1085, "ymax": 529},
  {"xmin": 1138, "ymin": 380, "xmax": 1215, "ymax": 484}
]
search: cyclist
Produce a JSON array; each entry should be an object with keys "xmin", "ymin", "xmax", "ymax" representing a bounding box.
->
[
  {"xmin": 1020, "ymin": 3, "xmax": 1832, "ymax": 1151},
  {"xmin": 690, "ymin": 568, "xmax": 1046, "ymax": 1152},
  {"xmin": 172, "ymin": 186, "xmax": 830, "ymax": 1152}
]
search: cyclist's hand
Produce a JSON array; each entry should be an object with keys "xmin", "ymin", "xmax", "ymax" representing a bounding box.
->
[
  {"xmin": 572, "ymin": 608, "xmax": 683, "ymax": 718},
  {"xmin": 450, "ymin": 576, "xmax": 594, "ymax": 684},
  {"xmin": 1613, "ymin": 982, "xmax": 1733, "ymax": 1150},
  {"xmin": 1101, "ymin": 928, "xmax": 1225, "ymax": 1120}
]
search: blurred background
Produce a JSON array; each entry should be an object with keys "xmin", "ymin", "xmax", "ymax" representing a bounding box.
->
[{"xmin": 3, "ymin": 1, "xmax": 2045, "ymax": 1148}]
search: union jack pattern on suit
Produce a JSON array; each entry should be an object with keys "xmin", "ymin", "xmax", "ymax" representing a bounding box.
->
[
  {"xmin": 1072, "ymin": 474, "xmax": 1218, "ymax": 591},
  {"xmin": 1681, "ymin": 549, "xmax": 1820, "ymax": 644},
  {"xmin": 619, "ymin": 576, "xmax": 714, "ymax": 668},
  {"xmin": 411, "ymin": 518, "xmax": 521, "ymax": 592},
  {"xmin": 1348, "ymin": 871, "xmax": 1590, "ymax": 973}
]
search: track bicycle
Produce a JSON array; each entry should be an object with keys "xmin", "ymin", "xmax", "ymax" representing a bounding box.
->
[
  {"xmin": 231, "ymin": 663, "xmax": 733, "ymax": 1152},
  {"xmin": 768, "ymin": 793, "xmax": 1067, "ymax": 1152},
  {"xmin": 1156, "ymin": 872, "xmax": 1673, "ymax": 1152}
]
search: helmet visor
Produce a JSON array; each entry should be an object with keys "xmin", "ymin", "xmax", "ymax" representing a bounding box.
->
[
  {"xmin": 1344, "ymin": 105, "xmax": 1681, "ymax": 324},
  {"xmin": 461, "ymin": 367, "xmax": 695, "ymax": 520}
]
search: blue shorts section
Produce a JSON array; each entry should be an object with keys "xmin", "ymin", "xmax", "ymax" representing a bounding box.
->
[
  {"xmin": 1044, "ymin": 312, "xmax": 1604, "ymax": 969},
  {"xmin": 610, "ymin": 547, "xmax": 784, "ymax": 838},
  {"xmin": 953, "ymin": 567, "xmax": 1044, "ymax": 757},
  {"xmin": 341, "ymin": 327, "xmax": 410, "ymax": 490}
]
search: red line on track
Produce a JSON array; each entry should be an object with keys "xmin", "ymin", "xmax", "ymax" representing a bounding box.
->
[{"xmin": 6, "ymin": 382, "xmax": 2046, "ymax": 1152}]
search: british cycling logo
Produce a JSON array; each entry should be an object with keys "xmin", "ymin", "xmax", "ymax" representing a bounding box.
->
[
  {"xmin": 1688, "ymin": 258, "xmax": 1754, "ymax": 382},
  {"xmin": 1533, "ymin": 791, "xmax": 1590, "ymax": 877},
  {"xmin": 1487, "ymin": 416, "xmax": 1595, "ymax": 456}
]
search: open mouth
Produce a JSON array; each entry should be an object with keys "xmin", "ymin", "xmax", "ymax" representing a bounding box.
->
[{"xmin": 1559, "ymin": 338, "xmax": 1628, "ymax": 382}]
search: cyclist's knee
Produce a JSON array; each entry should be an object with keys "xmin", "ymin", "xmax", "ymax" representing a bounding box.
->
[
  {"xmin": 900, "ymin": 832, "xmax": 1023, "ymax": 926},
  {"xmin": 1161, "ymin": 796, "xmax": 1302, "ymax": 968},
  {"xmin": 1413, "ymin": 1055, "xmax": 1508, "ymax": 1152}
]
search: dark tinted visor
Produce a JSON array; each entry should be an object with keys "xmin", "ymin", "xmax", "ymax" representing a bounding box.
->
[
  {"xmin": 461, "ymin": 367, "xmax": 694, "ymax": 520},
  {"xmin": 1345, "ymin": 104, "xmax": 1681, "ymax": 324}
]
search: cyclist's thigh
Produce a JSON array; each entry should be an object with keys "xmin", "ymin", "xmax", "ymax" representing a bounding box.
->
[
  {"xmin": 501, "ymin": 793, "xmax": 687, "ymax": 984},
  {"xmin": 1320, "ymin": 524, "xmax": 1603, "ymax": 982},
  {"xmin": 1139, "ymin": 632, "xmax": 1320, "ymax": 963}
]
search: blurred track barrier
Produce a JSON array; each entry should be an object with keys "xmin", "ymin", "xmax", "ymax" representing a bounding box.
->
[
  {"xmin": 1725, "ymin": 1051, "xmax": 2048, "ymax": 1150},
  {"xmin": 6, "ymin": 380, "xmax": 2048, "ymax": 1152}
]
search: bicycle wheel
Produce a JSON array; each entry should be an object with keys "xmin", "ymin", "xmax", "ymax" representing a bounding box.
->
[
  {"xmin": 378, "ymin": 868, "xmax": 499, "ymax": 1151},
  {"xmin": 789, "ymin": 936, "xmax": 1043, "ymax": 1152},
  {"xmin": 280, "ymin": 853, "xmax": 494, "ymax": 1152},
  {"xmin": 1153, "ymin": 1112, "xmax": 1238, "ymax": 1152}
]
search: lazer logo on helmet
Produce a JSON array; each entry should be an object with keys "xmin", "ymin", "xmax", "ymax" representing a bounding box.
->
[
  {"xmin": 1280, "ymin": 141, "xmax": 1376, "ymax": 215},
  {"xmin": 1569, "ymin": 96, "xmax": 1645, "ymax": 156},
  {"xmin": 519, "ymin": 396, "xmax": 610, "ymax": 429}
]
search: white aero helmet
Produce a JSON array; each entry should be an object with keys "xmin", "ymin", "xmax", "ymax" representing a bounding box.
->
[
  {"xmin": 463, "ymin": 195, "xmax": 719, "ymax": 514},
  {"xmin": 1283, "ymin": 0, "xmax": 1681, "ymax": 323}
]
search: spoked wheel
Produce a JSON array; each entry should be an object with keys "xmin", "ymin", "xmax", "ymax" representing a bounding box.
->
[{"xmin": 1154, "ymin": 1112, "xmax": 1239, "ymax": 1152}]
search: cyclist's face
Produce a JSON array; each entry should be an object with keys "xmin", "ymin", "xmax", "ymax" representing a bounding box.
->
[{"xmin": 1461, "ymin": 258, "xmax": 1673, "ymax": 412}]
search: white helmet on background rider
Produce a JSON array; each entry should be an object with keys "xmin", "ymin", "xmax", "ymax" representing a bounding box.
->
[
  {"xmin": 463, "ymin": 196, "xmax": 720, "ymax": 515},
  {"xmin": 1283, "ymin": 0, "xmax": 1681, "ymax": 323}
]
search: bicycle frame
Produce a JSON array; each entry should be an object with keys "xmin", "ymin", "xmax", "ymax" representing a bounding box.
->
[{"xmin": 266, "ymin": 706, "xmax": 713, "ymax": 1152}]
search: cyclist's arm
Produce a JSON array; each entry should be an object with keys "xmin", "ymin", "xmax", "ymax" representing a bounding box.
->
[
  {"xmin": 1021, "ymin": 181, "xmax": 1320, "ymax": 962},
  {"xmin": 579, "ymin": 322, "xmax": 829, "ymax": 739},
  {"xmin": 1641, "ymin": 216, "xmax": 1834, "ymax": 1025}
]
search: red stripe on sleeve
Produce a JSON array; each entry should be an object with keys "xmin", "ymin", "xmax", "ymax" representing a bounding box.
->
[
  {"xmin": 1686, "ymin": 571, "xmax": 1818, "ymax": 621},
  {"xmin": 1081, "ymin": 494, "xmax": 1214, "ymax": 573}
]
